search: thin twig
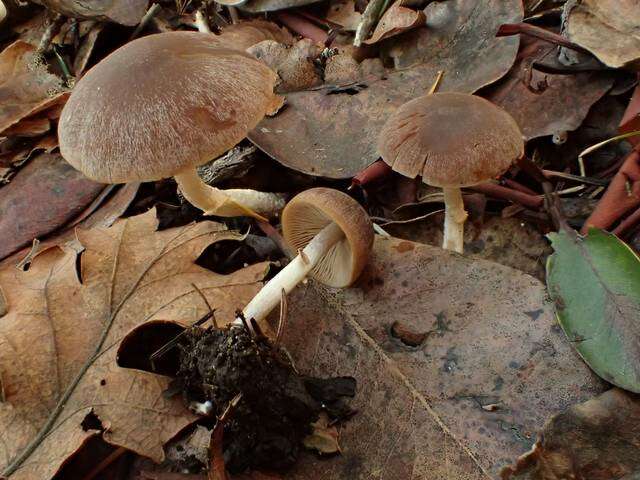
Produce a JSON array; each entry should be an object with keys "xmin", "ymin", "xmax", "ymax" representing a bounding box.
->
[
  {"xmin": 191, "ymin": 282, "xmax": 217, "ymax": 328},
  {"xmin": 37, "ymin": 13, "xmax": 65, "ymax": 54},
  {"xmin": 81, "ymin": 447, "xmax": 127, "ymax": 480},
  {"xmin": 354, "ymin": 0, "xmax": 388, "ymax": 46},
  {"xmin": 427, "ymin": 71, "xmax": 444, "ymax": 95},
  {"xmin": 578, "ymin": 131, "xmax": 640, "ymax": 177},
  {"xmin": 372, "ymin": 209, "xmax": 445, "ymax": 226},
  {"xmin": 129, "ymin": 3, "xmax": 162, "ymax": 40}
]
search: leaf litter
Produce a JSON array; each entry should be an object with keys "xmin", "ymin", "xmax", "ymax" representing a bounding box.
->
[{"xmin": 2, "ymin": 0, "xmax": 640, "ymax": 478}]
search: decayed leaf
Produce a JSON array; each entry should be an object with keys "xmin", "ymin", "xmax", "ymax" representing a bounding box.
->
[
  {"xmin": 278, "ymin": 236, "xmax": 605, "ymax": 478},
  {"xmin": 0, "ymin": 209, "xmax": 267, "ymax": 479},
  {"xmin": 326, "ymin": 0, "xmax": 362, "ymax": 31},
  {"xmin": 0, "ymin": 41, "xmax": 66, "ymax": 136},
  {"xmin": 546, "ymin": 228, "xmax": 640, "ymax": 392},
  {"xmin": 502, "ymin": 388, "xmax": 640, "ymax": 480},
  {"xmin": 563, "ymin": 0, "xmax": 640, "ymax": 70},
  {"xmin": 485, "ymin": 35, "xmax": 614, "ymax": 140},
  {"xmin": 363, "ymin": 0, "xmax": 425, "ymax": 45},
  {"xmin": 303, "ymin": 412, "xmax": 341, "ymax": 454},
  {"xmin": 0, "ymin": 152, "xmax": 104, "ymax": 261},
  {"xmin": 30, "ymin": 0, "xmax": 148, "ymax": 26},
  {"xmin": 249, "ymin": 0, "xmax": 522, "ymax": 178},
  {"xmin": 239, "ymin": 0, "xmax": 322, "ymax": 13}
]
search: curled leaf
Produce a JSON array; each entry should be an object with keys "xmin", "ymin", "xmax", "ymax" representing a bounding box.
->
[{"xmin": 364, "ymin": 0, "xmax": 426, "ymax": 45}]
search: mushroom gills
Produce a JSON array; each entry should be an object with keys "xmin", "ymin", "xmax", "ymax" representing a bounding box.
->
[{"xmin": 241, "ymin": 222, "xmax": 344, "ymax": 323}]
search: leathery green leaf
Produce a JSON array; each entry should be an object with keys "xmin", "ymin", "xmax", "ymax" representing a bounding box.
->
[{"xmin": 546, "ymin": 228, "xmax": 640, "ymax": 392}]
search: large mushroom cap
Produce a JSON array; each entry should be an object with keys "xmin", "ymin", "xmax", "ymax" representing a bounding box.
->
[
  {"xmin": 282, "ymin": 188, "xmax": 373, "ymax": 288},
  {"xmin": 59, "ymin": 32, "xmax": 282, "ymax": 183},
  {"xmin": 377, "ymin": 92, "xmax": 524, "ymax": 188}
]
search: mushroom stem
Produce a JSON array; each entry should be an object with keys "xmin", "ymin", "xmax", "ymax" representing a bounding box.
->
[
  {"xmin": 241, "ymin": 222, "xmax": 344, "ymax": 323},
  {"xmin": 442, "ymin": 187, "xmax": 467, "ymax": 253},
  {"xmin": 174, "ymin": 167, "xmax": 286, "ymax": 220}
]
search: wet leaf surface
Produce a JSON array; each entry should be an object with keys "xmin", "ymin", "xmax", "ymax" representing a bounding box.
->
[
  {"xmin": 249, "ymin": 0, "xmax": 523, "ymax": 178},
  {"xmin": 0, "ymin": 210, "xmax": 267, "ymax": 479},
  {"xmin": 502, "ymin": 388, "xmax": 640, "ymax": 480},
  {"xmin": 546, "ymin": 228, "xmax": 640, "ymax": 392},
  {"xmin": 280, "ymin": 236, "xmax": 604, "ymax": 478}
]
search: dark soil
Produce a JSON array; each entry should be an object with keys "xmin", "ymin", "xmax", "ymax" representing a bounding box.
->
[{"xmin": 176, "ymin": 324, "xmax": 355, "ymax": 474}]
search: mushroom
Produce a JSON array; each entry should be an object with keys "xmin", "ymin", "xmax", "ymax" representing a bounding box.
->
[
  {"xmin": 241, "ymin": 188, "xmax": 373, "ymax": 323},
  {"xmin": 377, "ymin": 92, "xmax": 523, "ymax": 253},
  {"xmin": 58, "ymin": 31, "xmax": 286, "ymax": 221}
]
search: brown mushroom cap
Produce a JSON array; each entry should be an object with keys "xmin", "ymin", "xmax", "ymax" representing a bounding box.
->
[
  {"xmin": 377, "ymin": 92, "xmax": 524, "ymax": 188},
  {"xmin": 282, "ymin": 188, "xmax": 373, "ymax": 288},
  {"xmin": 59, "ymin": 32, "xmax": 282, "ymax": 183}
]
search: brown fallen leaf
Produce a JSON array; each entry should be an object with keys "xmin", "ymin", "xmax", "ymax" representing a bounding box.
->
[
  {"xmin": 2, "ymin": 115, "xmax": 50, "ymax": 137},
  {"xmin": 249, "ymin": 0, "xmax": 522, "ymax": 178},
  {"xmin": 0, "ymin": 41, "xmax": 66, "ymax": 136},
  {"xmin": 363, "ymin": 0, "xmax": 425, "ymax": 45},
  {"xmin": 563, "ymin": 0, "xmax": 640, "ymax": 70},
  {"xmin": 303, "ymin": 412, "xmax": 341, "ymax": 455},
  {"xmin": 0, "ymin": 209, "xmax": 267, "ymax": 479},
  {"xmin": 218, "ymin": 20, "xmax": 294, "ymax": 51},
  {"xmin": 326, "ymin": 0, "xmax": 362, "ymax": 31},
  {"xmin": 280, "ymin": 236, "xmax": 604, "ymax": 478},
  {"xmin": 484, "ymin": 35, "xmax": 614, "ymax": 140},
  {"xmin": 0, "ymin": 152, "xmax": 104, "ymax": 261},
  {"xmin": 31, "ymin": 0, "xmax": 148, "ymax": 26},
  {"xmin": 501, "ymin": 388, "xmax": 640, "ymax": 480},
  {"xmin": 73, "ymin": 21, "xmax": 105, "ymax": 77},
  {"xmin": 239, "ymin": 0, "xmax": 322, "ymax": 14}
]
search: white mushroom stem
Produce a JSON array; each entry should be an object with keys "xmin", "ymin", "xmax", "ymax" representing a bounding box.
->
[
  {"xmin": 442, "ymin": 187, "xmax": 468, "ymax": 254},
  {"xmin": 175, "ymin": 167, "xmax": 286, "ymax": 219},
  {"xmin": 240, "ymin": 222, "xmax": 344, "ymax": 323}
]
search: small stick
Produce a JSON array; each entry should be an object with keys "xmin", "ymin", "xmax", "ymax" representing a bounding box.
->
[
  {"xmin": 129, "ymin": 2, "xmax": 162, "ymax": 40},
  {"xmin": 427, "ymin": 71, "xmax": 444, "ymax": 95},
  {"xmin": 578, "ymin": 131, "xmax": 640, "ymax": 177},
  {"xmin": 502, "ymin": 178, "xmax": 538, "ymax": 195},
  {"xmin": 149, "ymin": 310, "xmax": 215, "ymax": 367},
  {"xmin": 275, "ymin": 289, "xmax": 288, "ymax": 347},
  {"xmin": 192, "ymin": 282, "xmax": 218, "ymax": 328},
  {"xmin": 372, "ymin": 209, "xmax": 445, "ymax": 226},
  {"xmin": 227, "ymin": 6, "xmax": 239, "ymax": 24},
  {"xmin": 353, "ymin": 0, "xmax": 388, "ymax": 46},
  {"xmin": 496, "ymin": 23, "xmax": 593, "ymax": 56},
  {"xmin": 37, "ymin": 13, "xmax": 65, "ymax": 54},
  {"xmin": 613, "ymin": 205, "xmax": 640, "ymax": 236},
  {"xmin": 470, "ymin": 182, "xmax": 543, "ymax": 209},
  {"xmin": 275, "ymin": 11, "xmax": 327, "ymax": 43},
  {"xmin": 81, "ymin": 447, "xmax": 127, "ymax": 480}
]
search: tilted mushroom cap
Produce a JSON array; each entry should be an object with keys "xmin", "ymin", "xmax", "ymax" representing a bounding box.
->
[
  {"xmin": 282, "ymin": 188, "xmax": 373, "ymax": 288},
  {"xmin": 59, "ymin": 31, "xmax": 282, "ymax": 183},
  {"xmin": 377, "ymin": 92, "xmax": 524, "ymax": 188}
]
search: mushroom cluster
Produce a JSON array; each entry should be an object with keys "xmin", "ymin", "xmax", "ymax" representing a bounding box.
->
[
  {"xmin": 378, "ymin": 92, "xmax": 524, "ymax": 253},
  {"xmin": 59, "ymin": 31, "xmax": 286, "ymax": 221}
]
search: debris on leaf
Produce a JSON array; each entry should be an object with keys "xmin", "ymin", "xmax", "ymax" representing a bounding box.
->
[{"xmin": 303, "ymin": 412, "xmax": 341, "ymax": 455}]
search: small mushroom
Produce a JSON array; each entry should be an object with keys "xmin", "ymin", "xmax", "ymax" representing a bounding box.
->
[
  {"xmin": 241, "ymin": 188, "xmax": 373, "ymax": 323},
  {"xmin": 59, "ymin": 32, "xmax": 286, "ymax": 221},
  {"xmin": 378, "ymin": 92, "xmax": 524, "ymax": 253}
]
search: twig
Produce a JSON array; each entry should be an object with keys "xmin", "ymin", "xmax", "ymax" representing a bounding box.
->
[
  {"xmin": 37, "ymin": 13, "xmax": 65, "ymax": 54},
  {"xmin": 542, "ymin": 169, "xmax": 608, "ymax": 186},
  {"xmin": 427, "ymin": 71, "xmax": 444, "ymax": 95},
  {"xmin": 613, "ymin": 205, "xmax": 640, "ymax": 236},
  {"xmin": 578, "ymin": 131, "xmax": 640, "ymax": 177},
  {"xmin": 81, "ymin": 447, "xmax": 127, "ymax": 480},
  {"xmin": 470, "ymin": 182, "xmax": 543, "ymax": 209},
  {"xmin": 496, "ymin": 22, "xmax": 593, "ymax": 56},
  {"xmin": 275, "ymin": 11, "xmax": 327, "ymax": 43},
  {"xmin": 191, "ymin": 282, "xmax": 218, "ymax": 328},
  {"xmin": 372, "ymin": 209, "xmax": 445, "ymax": 226},
  {"xmin": 227, "ymin": 6, "xmax": 239, "ymax": 24},
  {"xmin": 209, "ymin": 393, "xmax": 242, "ymax": 480},
  {"xmin": 354, "ymin": 0, "xmax": 388, "ymax": 46},
  {"xmin": 129, "ymin": 3, "xmax": 162, "ymax": 40}
]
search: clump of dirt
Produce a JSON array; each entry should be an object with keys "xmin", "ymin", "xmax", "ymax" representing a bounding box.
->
[{"xmin": 176, "ymin": 324, "xmax": 355, "ymax": 473}]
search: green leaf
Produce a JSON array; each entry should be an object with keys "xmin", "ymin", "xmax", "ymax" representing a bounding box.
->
[{"xmin": 546, "ymin": 228, "xmax": 640, "ymax": 392}]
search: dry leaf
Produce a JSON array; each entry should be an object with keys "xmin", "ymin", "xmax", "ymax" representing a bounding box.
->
[
  {"xmin": 0, "ymin": 41, "xmax": 66, "ymax": 136},
  {"xmin": 239, "ymin": 0, "xmax": 322, "ymax": 14},
  {"xmin": 0, "ymin": 152, "xmax": 104, "ymax": 261},
  {"xmin": 563, "ymin": 0, "xmax": 640, "ymax": 70},
  {"xmin": 485, "ymin": 35, "xmax": 614, "ymax": 140},
  {"xmin": 502, "ymin": 388, "xmax": 640, "ymax": 480},
  {"xmin": 31, "ymin": 0, "xmax": 149, "ymax": 26},
  {"xmin": 326, "ymin": 0, "xmax": 362, "ymax": 31},
  {"xmin": 303, "ymin": 412, "xmax": 341, "ymax": 454},
  {"xmin": 73, "ymin": 22, "xmax": 105, "ymax": 77},
  {"xmin": 363, "ymin": 0, "xmax": 425, "ymax": 45},
  {"xmin": 218, "ymin": 20, "xmax": 294, "ymax": 51},
  {"xmin": 0, "ymin": 209, "xmax": 267, "ymax": 479},
  {"xmin": 280, "ymin": 236, "xmax": 604, "ymax": 478},
  {"xmin": 249, "ymin": 0, "xmax": 522, "ymax": 178}
]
